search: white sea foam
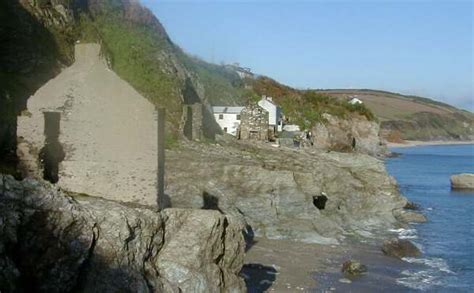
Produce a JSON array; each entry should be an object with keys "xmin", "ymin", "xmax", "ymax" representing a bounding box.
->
[
  {"xmin": 388, "ymin": 228, "xmax": 418, "ymax": 239},
  {"xmin": 396, "ymin": 270, "xmax": 443, "ymax": 290},
  {"xmin": 396, "ymin": 257, "xmax": 454, "ymax": 290},
  {"xmin": 402, "ymin": 257, "xmax": 454, "ymax": 274}
]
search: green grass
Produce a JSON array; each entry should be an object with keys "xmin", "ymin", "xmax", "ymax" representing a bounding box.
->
[
  {"xmin": 278, "ymin": 91, "xmax": 376, "ymax": 130},
  {"xmin": 177, "ymin": 52, "xmax": 246, "ymax": 105}
]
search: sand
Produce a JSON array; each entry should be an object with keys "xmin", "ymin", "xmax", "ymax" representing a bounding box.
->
[
  {"xmin": 242, "ymin": 237, "xmax": 417, "ymax": 292},
  {"xmin": 387, "ymin": 140, "xmax": 474, "ymax": 148}
]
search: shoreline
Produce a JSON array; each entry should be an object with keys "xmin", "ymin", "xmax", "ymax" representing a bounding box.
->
[
  {"xmin": 242, "ymin": 235, "xmax": 418, "ymax": 292},
  {"xmin": 387, "ymin": 140, "xmax": 474, "ymax": 148}
]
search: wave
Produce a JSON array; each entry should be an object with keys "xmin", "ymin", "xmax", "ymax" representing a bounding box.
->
[
  {"xmin": 388, "ymin": 228, "xmax": 418, "ymax": 239},
  {"xmin": 396, "ymin": 269, "xmax": 443, "ymax": 291},
  {"xmin": 402, "ymin": 257, "xmax": 454, "ymax": 274},
  {"xmin": 396, "ymin": 258, "xmax": 454, "ymax": 291}
]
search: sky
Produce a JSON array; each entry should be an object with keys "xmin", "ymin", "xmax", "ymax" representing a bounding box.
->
[{"xmin": 142, "ymin": 0, "xmax": 473, "ymax": 111}]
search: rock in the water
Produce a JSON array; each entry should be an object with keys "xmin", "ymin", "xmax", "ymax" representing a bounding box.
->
[
  {"xmin": 394, "ymin": 210, "xmax": 427, "ymax": 223},
  {"xmin": 381, "ymin": 238, "xmax": 421, "ymax": 259},
  {"xmin": 450, "ymin": 173, "xmax": 474, "ymax": 190},
  {"xmin": 0, "ymin": 175, "xmax": 245, "ymax": 293},
  {"xmin": 404, "ymin": 201, "xmax": 420, "ymax": 210},
  {"xmin": 341, "ymin": 260, "xmax": 367, "ymax": 275}
]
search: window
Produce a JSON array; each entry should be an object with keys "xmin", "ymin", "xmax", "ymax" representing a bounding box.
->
[
  {"xmin": 223, "ymin": 127, "xmax": 228, "ymax": 133},
  {"xmin": 236, "ymin": 114, "xmax": 241, "ymax": 120},
  {"xmin": 219, "ymin": 114, "xmax": 223, "ymax": 119}
]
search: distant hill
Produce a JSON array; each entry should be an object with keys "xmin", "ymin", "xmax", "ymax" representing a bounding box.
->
[{"xmin": 315, "ymin": 89, "xmax": 474, "ymax": 141}]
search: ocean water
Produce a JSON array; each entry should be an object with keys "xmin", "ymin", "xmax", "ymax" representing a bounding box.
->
[{"xmin": 386, "ymin": 144, "xmax": 474, "ymax": 292}]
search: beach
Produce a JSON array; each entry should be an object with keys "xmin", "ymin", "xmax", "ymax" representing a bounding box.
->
[
  {"xmin": 387, "ymin": 140, "xmax": 474, "ymax": 148},
  {"xmin": 242, "ymin": 235, "xmax": 420, "ymax": 292}
]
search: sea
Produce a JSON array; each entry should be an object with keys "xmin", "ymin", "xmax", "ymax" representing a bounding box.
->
[{"xmin": 386, "ymin": 144, "xmax": 474, "ymax": 292}]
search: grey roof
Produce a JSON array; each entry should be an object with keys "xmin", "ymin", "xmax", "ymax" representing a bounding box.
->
[{"xmin": 212, "ymin": 106, "xmax": 245, "ymax": 114}]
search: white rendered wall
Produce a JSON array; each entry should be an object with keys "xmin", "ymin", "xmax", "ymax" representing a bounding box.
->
[
  {"xmin": 258, "ymin": 99, "xmax": 279, "ymax": 126},
  {"xmin": 214, "ymin": 113, "xmax": 241, "ymax": 136}
]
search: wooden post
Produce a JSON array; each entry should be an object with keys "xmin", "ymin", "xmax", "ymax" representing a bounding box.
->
[
  {"xmin": 42, "ymin": 112, "xmax": 63, "ymax": 183},
  {"xmin": 157, "ymin": 107, "xmax": 165, "ymax": 210}
]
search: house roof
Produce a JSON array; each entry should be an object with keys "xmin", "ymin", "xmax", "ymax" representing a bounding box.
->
[{"xmin": 212, "ymin": 106, "xmax": 245, "ymax": 114}]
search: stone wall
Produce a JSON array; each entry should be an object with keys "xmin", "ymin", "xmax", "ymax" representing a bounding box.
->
[
  {"xmin": 17, "ymin": 43, "xmax": 159, "ymax": 204},
  {"xmin": 238, "ymin": 104, "xmax": 269, "ymax": 141}
]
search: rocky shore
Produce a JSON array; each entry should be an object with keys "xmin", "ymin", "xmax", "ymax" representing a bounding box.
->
[
  {"xmin": 165, "ymin": 140, "xmax": 416, "ymax": 245},
  {"xmin": 1, "ymin": 139, "xmax": 427, "ymax": 292}
]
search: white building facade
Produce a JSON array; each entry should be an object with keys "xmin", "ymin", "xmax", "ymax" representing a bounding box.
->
[
  {"xmin": 212, "ymin": 106, "xmax": 245, "ymax": 136},
  {"xmin": 257, "ymin": 96, "xmax": 283, "ymax": 132}
]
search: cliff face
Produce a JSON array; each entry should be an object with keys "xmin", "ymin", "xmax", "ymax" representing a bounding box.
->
[
  {"xmin": 311, "ymin": 113, "xmax": 388, "ymax": 156},
  {"xmin": 0, "ymin": 175, "xmax": 246, "ymax": 292}
]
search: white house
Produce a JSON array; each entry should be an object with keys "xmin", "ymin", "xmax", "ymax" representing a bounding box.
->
[
  {"xmin": 212, "ymin": 106, "xmax": 245, "ymax": 136},
  {"xmin": 258, "ymin": 96, "xmax": 283, "ymax": 132}
]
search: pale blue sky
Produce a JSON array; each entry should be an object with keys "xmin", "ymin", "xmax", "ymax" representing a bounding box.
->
[{"xmin": 142, "ymin": 0, "xmax": 473, "ymax": 111}]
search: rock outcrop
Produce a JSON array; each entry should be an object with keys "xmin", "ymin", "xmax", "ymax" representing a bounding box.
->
[
  {"xmin": 311, "ymin": 113, "xmax": 388, "ymax": 156},
  {"xmin": 450, "ymin": 173, "xmax": 474, "ymax": 190},
  {"xmin": 165, "ymin": 141, "xmax": 408, "ymax": 244},
  {"xmin": 0, "ymin": 175, "xmax": 245, "ymax": 293},
  {"xmin": 381, "ymin": 238, "xmax": 421, "ymax": 259}
]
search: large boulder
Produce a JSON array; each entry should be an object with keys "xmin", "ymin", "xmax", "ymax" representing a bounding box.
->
[
  {"xmin": 450, "ymin": 173, "xmax": 474, "ymax": 190},
  {"xmin": 341, "ymin": 260, "xmax": 367, "ymax": 276},
  {"xmin": 0, "ymin": 175, "xmax": 245, "ymax": 293},
  {"xmin": 381, "ymin": 238, "xmax": 421, "ymax": 259}
]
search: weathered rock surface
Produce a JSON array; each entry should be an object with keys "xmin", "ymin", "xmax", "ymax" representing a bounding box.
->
[
  {"xmin": 381, "ymin": 238, "xmax": 421, "ymax": 259},
  {"xmin": 311, "ymin": 113, "xmax": 388, "ymax": 156},
  {"xmin": 0, "ymin": 175, "xmax": 245, "ymax": 293},
  {"xmin": 341, "ymin": 260, "xmax": 367, "ymax": 276},
  {"xmin": 450, "ymin": 173, "xmax": 474, "ymax": 190},
  {"xmin": 393, "ymin": 210, "xmax": 427, "ymax": 223},
  {"xmin": 165, "ymin": 141, "xmax": 408, "ymax": 244}
]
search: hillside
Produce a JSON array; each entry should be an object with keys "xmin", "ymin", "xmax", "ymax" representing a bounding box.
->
[
  {"xmin": 0, "ymin": 0, "xmax": 373, "ymax": 166},
  {"xmin": 317, "ymin": 89, "xmax": 474, "ymax": 141}
]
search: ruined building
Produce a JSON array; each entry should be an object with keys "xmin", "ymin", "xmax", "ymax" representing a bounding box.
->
[
  {"xmin": 238, "ymin": 104, "xmax": 269, "ymax": 141},
  {"xmin": 17, "ymin": 43, "xmax": 162, "ymax": 205}
]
